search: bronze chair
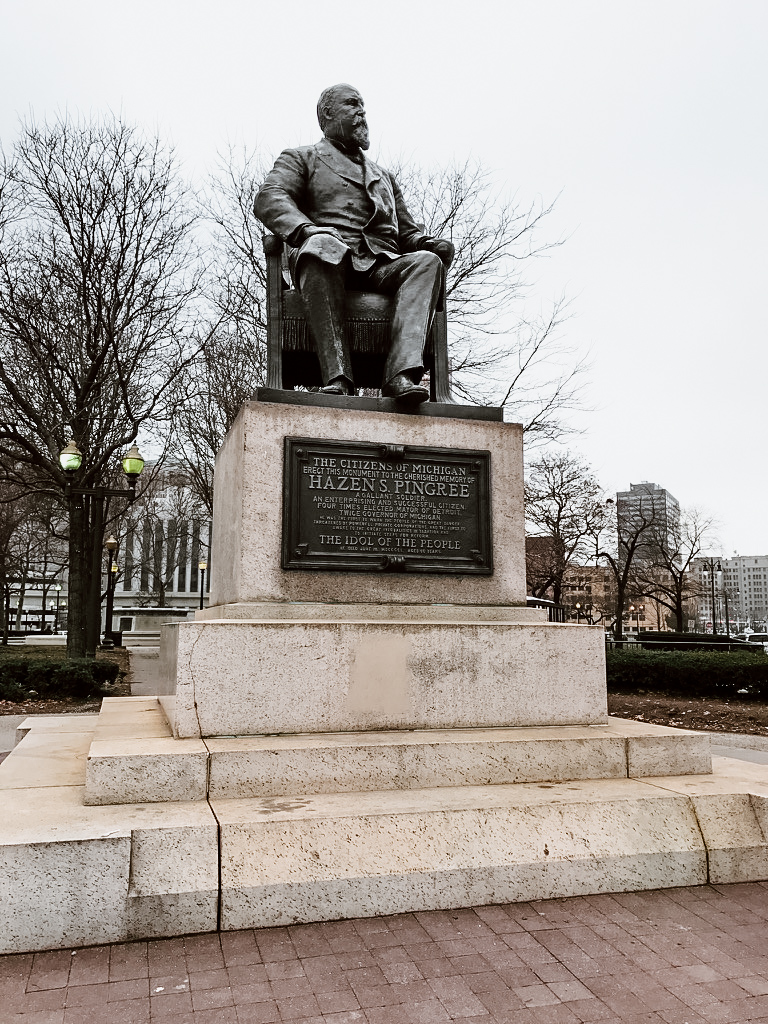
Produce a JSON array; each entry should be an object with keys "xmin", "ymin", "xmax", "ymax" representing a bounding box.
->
[{"xmin": 263, "ymin": 234, "xmax": 452, "ymax": 402}]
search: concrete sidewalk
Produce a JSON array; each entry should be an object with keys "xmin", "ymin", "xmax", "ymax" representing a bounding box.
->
[{"xmin": 3, "ymin": 882, "xmax": 768, "ymax": 1022}]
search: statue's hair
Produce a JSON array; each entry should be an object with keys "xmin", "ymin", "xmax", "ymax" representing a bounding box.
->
[{"xmin": 317, "ymin": 84, "xmax": 359, "ymax": 131}]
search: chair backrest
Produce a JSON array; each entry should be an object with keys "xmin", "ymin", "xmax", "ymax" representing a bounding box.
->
[{"xmin": 262, "ymin": 234, "xmax": 452, "ymax": 401}]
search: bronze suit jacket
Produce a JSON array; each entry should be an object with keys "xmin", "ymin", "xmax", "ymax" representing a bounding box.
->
[{"xmin": 255, "ymin": 138, "xmax": 430, "ymax": 281}]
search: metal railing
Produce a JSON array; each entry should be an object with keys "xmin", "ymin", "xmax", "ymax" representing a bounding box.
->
[{"xmin": 526, "ymin": 597, "xmax": 567, "ymax": 623}]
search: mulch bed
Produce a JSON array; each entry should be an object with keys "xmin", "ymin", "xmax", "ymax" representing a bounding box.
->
[{"xmin": 608, "ymin": 690, "xmax": 768, "ymax": 735}]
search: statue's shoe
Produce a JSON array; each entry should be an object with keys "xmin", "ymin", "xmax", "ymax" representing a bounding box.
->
[
  {"xmin": 320, "ymin": 379, "xmax": 354, "ymax": 396},
  {"xmin": 382, "ymin": 374, "xmax": 429, "ymax": 404}
]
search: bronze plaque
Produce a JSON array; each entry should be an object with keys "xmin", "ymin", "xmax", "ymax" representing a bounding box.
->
[{"xmin": 282, "ymin": 437, "xmax": 492, "ymax": 574}]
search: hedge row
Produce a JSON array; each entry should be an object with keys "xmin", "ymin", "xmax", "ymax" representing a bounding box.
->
[
  {"xmin": 607, "ymin": 649, "xmax": 768, "ymax": 699},
  {"xmin": 0, "ymin": 658, "xmax": 120, "ymax": 701}
]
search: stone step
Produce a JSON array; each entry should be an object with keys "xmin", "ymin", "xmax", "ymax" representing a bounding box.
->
[
  {"xmin": 84, "ymin": 698, "xmax": 208, "ymax": 806},
  {"xmin": 212, "ymin": 773, "xmax": 768, "ymax": 930},
  {"xmin": 82, "ymin": 696, "xmax": 712, "ymax": 806},
  {"xmin": 0, "ymin": 713, "xmax": 218, "ymax": 954},
  {"xmin": 2, "ymin": 707, "xmax": 767, "ymax": 954}
]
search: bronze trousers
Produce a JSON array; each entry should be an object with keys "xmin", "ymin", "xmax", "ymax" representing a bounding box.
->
[{"xmin": 297, "ymin": 250, "xmax": 443, "ymax": 388}]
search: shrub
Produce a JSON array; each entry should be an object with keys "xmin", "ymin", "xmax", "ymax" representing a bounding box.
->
[
  {"xmin": 607, "ymin": 649, "xmax": 768, "ymax": 699},
  {"xmin": 90, "ymin": 660, "xmax": 120, "ymax": 688},
  {"xmin": 0, "ymin": 660, "xmax": 30, "ymax": 701},
  {"xmin": 51, "ymin": 660, "xmax": 99, "ymax": 699},
  {"xmin": 25, "ymin": 660, "xmax": 58, "ymax": 696},
  {"xmin": 0, "ymin": 654, "xmax": 120, "ymax": 701},
  {"xmin": 0, "ymin": 659, "xmax": 29, "ymax": 696}
]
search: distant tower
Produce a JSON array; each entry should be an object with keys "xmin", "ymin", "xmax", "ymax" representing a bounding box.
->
[{"xmin": 615, "ymin": 481, "xmax": 680, "ymax": 562}]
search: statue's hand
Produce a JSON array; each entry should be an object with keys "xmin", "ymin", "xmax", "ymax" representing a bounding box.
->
[
  {"xmin": 421, "ymin": 238, "xmax": 455, "ymax": 269},
  {"xmin": 300, "ymin": 224, "xmax": 345, "ymax": 244}
]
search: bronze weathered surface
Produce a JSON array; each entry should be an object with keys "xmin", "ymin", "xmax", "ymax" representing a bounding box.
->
[
  {"xmin": 256, "ymin": 387, "xmax": 502, "ymax": 421},
  {"xmin": 282, "ymin": 437, "xmax": 493, "ymax": 575},
  {"xmin": 255, "ymin": 84, "xmax": 455, "ymax": 397}
]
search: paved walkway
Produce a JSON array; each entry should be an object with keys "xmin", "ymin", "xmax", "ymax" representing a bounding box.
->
[{"xmin": 4, "ymin": 883, "xmax": 768, "ymax": 1022}]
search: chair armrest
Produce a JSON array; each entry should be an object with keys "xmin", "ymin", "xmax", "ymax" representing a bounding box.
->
[{"xmin": 262, "ymin": 233, "xmax": 283, "ymax": 258}]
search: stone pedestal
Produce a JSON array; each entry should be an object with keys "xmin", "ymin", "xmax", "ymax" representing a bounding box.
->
[
  {"xmin": 158, "ymin": 396, "xmax": 607, "ymax": 738},
  {"xmin": 4, "ymin": 394, "xmax": 768, "ymax": 954}
]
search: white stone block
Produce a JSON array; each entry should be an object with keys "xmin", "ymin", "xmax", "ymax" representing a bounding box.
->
[
  {"xmin": 125, "ymin": 824, "xmax": 220, "ymax": 939},
  {"xmin": 1, "ymin": 729, "xmax": 93, "ymax": 789},
  {"xmin": 165, "ymin": 618, "xmax": 607, "ymax": 738},
  {"xmin": 85, "ymin": 737, "xmax": 209, "ymax": 805},
  {"xmin": 621, "ymin": 723, "xmax": 713, "ymax": 777},
  {"xmin": 15, "ymin": 713, "xmax": 98, "ymax": 746},
  {"xmin": 206, "ymin": 726, "xmax": 626, "ymax": 799},
  {"xmin": 691, "ymin": 792, "xmax": 768, "ymax": 883},
  {"xmin": 215, "ymin": 779, "xmax": 707, "ymax": 929},
  {"xmin": 0, "ymin": 785, "xmax": 219, "ymax": 953},
  {"xmin": 83, "ymin": 697, "xmax": 208, "ymax": 805},
  {"xmin": 0, "ymin": 827, "xmax": 131, "ymax": 952},
  {"xmin": 195, "ymin": 601, "xmax": 548, "ymax": 623}
]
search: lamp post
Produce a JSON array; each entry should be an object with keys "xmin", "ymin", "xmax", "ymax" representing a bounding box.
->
[
  {"xmin": 198, "ymin": 561, "xmax": 208, "ymax": 610},
  {"xmin": 53, "ymin": 584, "xmax": 62, "ymax": 634},
  {"xmin": 627, "ymin": 603, "xmax": 643, "ymax": 635},
  {"xmin": 102, "ymin": 535, "xmax": 119, "ymax": 647},
  {"xmin": 701, "ymin": 558, "xmax": 722, "ymax": 636},
  {"xmin": 575, "ymin": 602, "xmax": 581, "ymax": 624},
  {"xmin": 59, "ymin": 442, "xmax": 144, "ymax": 657}
]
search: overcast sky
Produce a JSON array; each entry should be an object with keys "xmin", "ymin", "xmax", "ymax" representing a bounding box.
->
[{"xmin": 3, "ymin": 0, "xmax": 767, "ymax": 554}]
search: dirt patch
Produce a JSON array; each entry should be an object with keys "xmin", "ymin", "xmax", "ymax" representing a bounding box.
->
[{"xmin": 608, "ymin": 690, "xmax": 768, "ymax": 735}]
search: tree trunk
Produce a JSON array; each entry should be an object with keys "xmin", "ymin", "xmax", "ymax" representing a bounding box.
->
[
  {"xmin": 66, "ymin": 498, "xmax": 89, "ymax": 659},
  {"xmin": 614, "ymin": 579, "xmax": 626, "ymax": 640},
  {"xmin": 676, "ymin": 592, "xmax": 686, "ymax": 632},
  {"xmin": 0, "ymin": 557, "xmax": 7, "ymax": 645}
]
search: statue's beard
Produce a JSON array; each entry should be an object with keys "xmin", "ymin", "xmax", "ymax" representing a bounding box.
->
[
  {"xmin": 329, "ymin": 118, "xmax": 370, "ymax": 151},
  {"xmin": 351, "ymin": 121, "xmax": 370, "ymax": 150}
]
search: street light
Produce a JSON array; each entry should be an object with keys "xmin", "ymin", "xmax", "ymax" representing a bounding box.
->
[
  {"xmin": 102, "ymin": 535, "xmax": 119, "ymax": 647},
  {"xmin": 53, "ymin": 584, "xmax": 62, "ymax": 634},
  {"xmin": 701, "ymin": 558, "xmax": 722, "ymax": 636},
  {"xmin": 575, "ymin": 602, "xmax": 581, "ymax": 624},
  {"xmin": 628, "ymin": 603, "xmax": 643, "ymax": 635},
  {"xmin": 198, "ymin": 560, "xmax": 208, "ymax": 610},
  {"xmin": 59, "ymin": 441, "xmax": 144, "ymax": 655}
]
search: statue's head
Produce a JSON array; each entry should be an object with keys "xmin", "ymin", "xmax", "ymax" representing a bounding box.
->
[{"xmin": 317, "ymin": 84, "xmax": 370, "ymax": 151}]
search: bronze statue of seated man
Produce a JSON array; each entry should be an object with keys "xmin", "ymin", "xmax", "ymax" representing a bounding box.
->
[{"xmin": 254, "ymin": 83, "xmax": 454, "ymax": 404}]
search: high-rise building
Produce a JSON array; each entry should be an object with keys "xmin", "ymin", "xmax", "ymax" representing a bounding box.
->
[
  {"xmin": 693, "ymin": 554, "xmax": 768, "ymax": 632},
  {"xmin": 616, "ymin": 481, "xmax": 680, "ymax": 563}
]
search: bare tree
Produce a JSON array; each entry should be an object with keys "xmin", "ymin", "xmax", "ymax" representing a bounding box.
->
[
  {"xmin": 524, "ymin": 453, "xmax": 603, "ymax": 605},
  {"xmin": 393, "ymin": 159, "xmax": 588, "ymax": 439},
  {"xmin": 0, "ymin": 113, "xmax": 204, "ymax": 656},
  {"xmin": 174, "ymin": 149, "xmax": 269, "ymax": 513},
  {"xmin": 634, "ymin": 508, "xmax": 715, "ymax": 631},
  {"xmin": 590, "ymin": 498, "xmax": 662, "ymax": 641}
]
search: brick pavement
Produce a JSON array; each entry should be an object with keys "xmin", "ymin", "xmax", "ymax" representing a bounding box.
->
[{"xmin": 4, "ymin": 883, "xmax": 768, "ymax": 1022}]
